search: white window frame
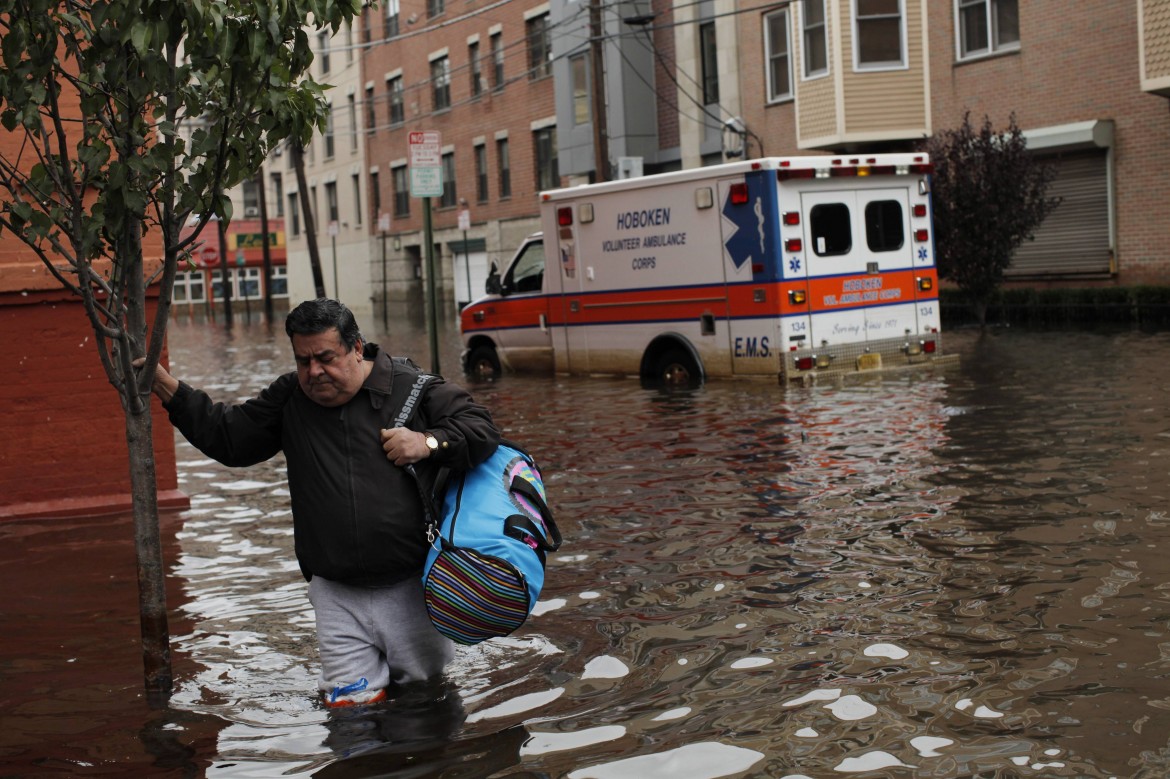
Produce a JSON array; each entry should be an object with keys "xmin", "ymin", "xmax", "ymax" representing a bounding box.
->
[
  {"xmin": 801, "ymin": 0, "xmax": 829, "ymax": 80},
  {"xmin": 955, "ymin": 0, "xmax": 1020, "ymax": 61},
  {"xmin": 852, "ymin": 0, "xmax": 907, "ymax": 71},
  {"xmin": 764, "ymin": 8, "xmax": 793, "ymax": 103}
]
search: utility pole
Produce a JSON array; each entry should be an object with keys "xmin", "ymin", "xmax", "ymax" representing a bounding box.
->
[{"xmin": 590, "ymin": 0, "xmax": 611, "ymax": 182}]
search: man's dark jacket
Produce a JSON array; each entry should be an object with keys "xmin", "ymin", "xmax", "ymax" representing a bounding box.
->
[{"xmin": 164, "ymin": 344, "xmax": 500, "ymax": 585}]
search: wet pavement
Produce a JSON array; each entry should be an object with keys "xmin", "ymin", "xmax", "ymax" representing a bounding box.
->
[{"xmin": 3, "ymin": 313, "xmax": 1170, "ymax": 778}]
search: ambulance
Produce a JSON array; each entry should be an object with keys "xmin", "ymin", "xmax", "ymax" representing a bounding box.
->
[{"xmin": 460, "ymin": 154, "xmax": 952, "ymax": 385}]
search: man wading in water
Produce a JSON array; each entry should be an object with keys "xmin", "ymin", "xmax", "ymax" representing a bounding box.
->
[{"xmin": 141, "ymin": 298, "xmax": 500, "ymax": 706}]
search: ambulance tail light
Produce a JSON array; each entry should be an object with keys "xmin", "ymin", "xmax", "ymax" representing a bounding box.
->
[
  {"xmin": 777, "ymin": 168, "xmax": 816, "ymax": 181},
  {"xmin": 914, "ymin": 229, "xmax": 929, "ymax": 242},
  {"xmin": 923, "ymin": 339, "xmax": 937, "ymax": 354},
  {"xmin": 785, "ymin": 238, "xmax": 803, "ymax": 253},
  {"xmin": 557, "ymin": 207, "xmax": 573, "ymax": 227},
  {"xmin": 783, "ymin": 211, "xmax": 800, "ymax": 225},
  {"xmin": 788, "ymin": 289, "xmax": 807, "ymax": 305},
  {"xmin": 916, "ymin": 276, "xmax": 933, "ymax": 291},
  {"xmin": 913, "ymin": 204, "xmax": 928, "ymax": 218},
  {"xmin": 729, "ymin": 183, "xmax": 749, "ymax": 205},
  {"xmin": 910, "ymin": 163, "xmax": 934, "ymax": 174},
  {"xmin": 795, "ymin": 356, "xmax": 815, "ymax": 371}
]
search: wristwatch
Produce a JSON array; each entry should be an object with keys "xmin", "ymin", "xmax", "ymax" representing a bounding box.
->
[{"xmin": 424, "ymin": 433, "xmax": 439, "ymax": 456}]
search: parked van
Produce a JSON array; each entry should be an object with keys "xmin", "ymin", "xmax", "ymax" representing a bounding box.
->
[{"xmin": 461, "ymin": 155, "xmax": 952, "ymax": 384}]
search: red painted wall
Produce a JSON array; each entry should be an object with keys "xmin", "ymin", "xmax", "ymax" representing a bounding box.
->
[{"xmin": 0, "ymin": 264, "xmax": 187, "ymax": 519}]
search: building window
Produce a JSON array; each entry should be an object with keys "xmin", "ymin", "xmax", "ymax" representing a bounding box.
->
[
  {"xmin": 270, "ymin": 266, "xmax": 288, "ymax": 298},
  {"xmin": 534, "ymin": 127, "xmax": 558, "ymax": 191},
  {"xmin": 324, "ymin": 103, "xmax": 335, "ymax": 158},
  {"xmin": 393, "ymin": 166, "xmax": 410, "ymax": 217},
  {"xmin": 469, "ymin": 41, "xmax": 482, "ymax": 97},
  {"xmin": 347, "ymin": 93, "xmax": 358, "ymax": 152},
  {"xmin": 490, "ymin": 32, "xmax": 505, "ymax": 89},
  {"xmin": 325, "ymin": 181, "xmax": 339, "ymax": 226},
  {"xmin": 287, "ymin": 194, "xmax": 300, "ymax": 236},
  {"xmin": 427, "ymin": 0, "xmax": 443, "ymax": 19},
  {"xmin": 475, "ymin": 144, "xmax": 488, "ymax": 202},
  {"xmin": 173, "ymin": 271, "xmax": 206, "ymax": 304},
  {"xmin": 361, "ymin": 7, "xmax": 371, "ymax": 45},
  {"xmin": 388, "ymin": 76, "xmax": 404, "ymax": 125},
  {"xmin": 699, "ymin": 21, "xmax": 719, "ymax": 105},
  {"xmin": 497, "ymin": 137, "xmax": 511, "ymax": 198},
  {"xmin": 765, "ymin": 9, "xmax": 793, "ymax": 101},
  {"xmin": 309, "ymin": 185, "xmax": 318, "ymax": 230},
  {"xmin": 237, "ymin": 267, "xmax": 261, "ymax": 300},
  {"xmin": 957, "ymin": 0, "xmax": 1019, "ymax": 59},
  {"xmin": 370, "ymin": 170, "xmax": 381, "ymax": 226},
  {"xmin": 365, "ymin": 86, "xmax": 376, "ymax": 131},
  {"xmin": 855, "ymin": 0, "xmax": 904, "ymax": 68},
  {"xmin": 242, "ymin": 177, "xmax": 260, "ymax": 215},
  {"xmin": 271, "ymin": 172, "xmax": 284, "ymax": 217},
  {"xmin": 318, "ymin": 30, "xmax": 330, "ymax": 74},
  {"xmin": 571, "ymin": 54, "xmax": 590, "ymax": 124},
  {"xmin": 431, "ymin": 56, "xmax": 451, "ymax": 112},
  {"xmin": 385, "ymin": 0, "xmax": 399, "ymax": 38},
  {"xmin": 352, "ymin": 173, "xmax": 362, "ymax": 227},
  {"xmin": 802, "ymin": 0, "xmax": 828, "ymax": 78},
  {"xmin": 440, "ymin": 151, "xmax": 456, "ymax": 208},
  {"xmin": 345, "ymin": 22, "xmax": 354, "ymax": 64},
  {"xmin": 527, "ymin": 15, "xmax": 552, "ymax": 79}
]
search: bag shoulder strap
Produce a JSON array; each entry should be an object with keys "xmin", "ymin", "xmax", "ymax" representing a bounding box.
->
[{"xmin": 385, "ymin": 359, "xmax": 445, "ymax": 540}]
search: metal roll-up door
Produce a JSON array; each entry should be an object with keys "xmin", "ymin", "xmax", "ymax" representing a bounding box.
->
[{"xmin": 1007, "ymin": 150, "xmax": 1111, "ymax": 277}]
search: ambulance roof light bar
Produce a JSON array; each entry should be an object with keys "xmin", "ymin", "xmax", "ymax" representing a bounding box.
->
[{"xmin": 778, "ymin": 158, "xmax": 933, "ymax": 181}]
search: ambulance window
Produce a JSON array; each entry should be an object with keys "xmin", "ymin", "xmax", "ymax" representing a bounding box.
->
[
  {"xmin": 809, "ymin": 203, "xmax": 852, "ymax": 256},
  {"xmin": 865, "ymin": 200, "xmax": 904, "ymax": 252},
  {"xmin": 506, "ymin": 241, "xmax": 546, "ymax": 293}
]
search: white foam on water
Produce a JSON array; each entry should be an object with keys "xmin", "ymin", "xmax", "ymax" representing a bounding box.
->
[
  {"xmin": 580, "ymin": 591, "xmax": 601, "ymax": 599},
  {"xmin": 783, "ymin": 689, "xmax": 841, "ymax": 707},
  {"xmin": 520, "ymin": 725, "xmax": 627, "ymax": 755},
  {"xmin": 652, "ymin": 707, "xmax": 691, "ymax": 722},
  {"xmin": 532, "ymin": 598, "xmax": 567, "ymax": 616},
  {"xmin": 833, "ymin": 751, "xmax": 912, "ymax": 772},
  {"xmin": 824, "ymin": 695, "xmax": 877, "ymax": 721},
  {"xmin": 795, "ymin": 728, "xmax": 819, "ymax": 738},
  {"xmin": 566, "ymin": 742, "xmax": 764, "ymax": 779},
  {"xmin": 863, "ymin": 643, "xmax": 909, "ymax": 660},
  {"xmin": 910, "ymin": 736, "xmax": 953, "ymax": 757},
  {"xmin": 466, "ymin": 687, "xmax": 565, "ymax": 722},
  {"xmin": 582, "ymin": 655, "xmax": 630, "ymax": 679},
  {"xmin": 729, "ymin": 657, "xmax": 773, "ymax": 669}
]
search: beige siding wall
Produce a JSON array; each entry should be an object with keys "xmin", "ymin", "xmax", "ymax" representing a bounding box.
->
[
  {"xmin": 1141, "ymin": 0, "xmax": 1170, "ymax": 93},
  {"xmin": 841, "ymin": 0, "xmax": 928, "ymax": 138},
  {"xmin": 794, "ymin": 1, "xmax": 840, "ymax": 145}
]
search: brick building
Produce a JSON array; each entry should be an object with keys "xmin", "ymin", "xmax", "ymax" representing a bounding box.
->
[{"xmin": 280, "ymin": 0, "xmax": 1170, "ymax": 314}]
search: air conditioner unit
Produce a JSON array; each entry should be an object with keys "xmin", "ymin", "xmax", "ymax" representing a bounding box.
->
[
  {"xmin": 244, "ymin": 206, "xmax": 260, "ymax": 218},
  {"xmin": 616, "ymin": 156, "xmax": 643, "ymax": 180}
]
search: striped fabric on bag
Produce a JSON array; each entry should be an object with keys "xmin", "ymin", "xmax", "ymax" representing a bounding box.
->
[{"xmin": 424, "ymin": 546, "xmax": 530, "ymax": 644}]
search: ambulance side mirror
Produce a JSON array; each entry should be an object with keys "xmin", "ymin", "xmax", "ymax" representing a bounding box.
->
[{"xmin": 485, "ymin": 263, "xmax": 503, "ymax": 295}]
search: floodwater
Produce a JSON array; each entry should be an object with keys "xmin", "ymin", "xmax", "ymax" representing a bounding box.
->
[{"xmin": 3, "ymin": 312, "xmax": 1170, "ymax": 779}]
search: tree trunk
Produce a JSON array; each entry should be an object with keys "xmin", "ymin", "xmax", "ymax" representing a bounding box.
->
[
  {"xmin": 292, "ymin": 140, "xmax": 327, "ymax": 298},
  {"xmin": 124, "ymin": 405, "xmax": 173, "ymax": 706}
]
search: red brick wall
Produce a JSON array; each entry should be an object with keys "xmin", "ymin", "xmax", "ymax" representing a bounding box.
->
[
  {"xmin": 362, "ymin": 0, "xmax": 558, "ymax": 236},
  {"xmin": 926, "ymin": 0, "xmax": 1170, "ymax": 287}
]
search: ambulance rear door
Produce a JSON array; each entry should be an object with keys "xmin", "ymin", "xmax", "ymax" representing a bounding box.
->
[{"xmin": 800, "ymin": 185, "xmax": 917, "ymax": 346}]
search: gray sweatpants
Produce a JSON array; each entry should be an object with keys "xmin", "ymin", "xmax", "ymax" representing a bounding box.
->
[{"xmin": 308, "ymin": 575, "xmax": 456, "ymax": 695}]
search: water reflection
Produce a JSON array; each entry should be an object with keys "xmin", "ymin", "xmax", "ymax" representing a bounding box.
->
[{"xmin": 7, "ymin": 316, "xmax": 1170, "ymax": 777}]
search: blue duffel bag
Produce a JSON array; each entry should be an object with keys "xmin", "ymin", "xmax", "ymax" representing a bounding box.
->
[{"xmin": 391, "ymin": 367, "xmax": 562, "ymax": 644}]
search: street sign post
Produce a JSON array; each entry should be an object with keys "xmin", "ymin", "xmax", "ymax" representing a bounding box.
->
[{"xmin": 410, "ymin": 131, "xmax": 442, "ymax": 372}]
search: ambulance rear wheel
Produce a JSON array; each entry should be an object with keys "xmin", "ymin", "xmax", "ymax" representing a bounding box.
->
[
  {"xmin": 466, "ymin": 345, "xmax": 501, "ymax": 379},
  {"xmin": 652, "ymin": 348, "xmax": 700, "ymax": 387}
]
